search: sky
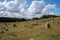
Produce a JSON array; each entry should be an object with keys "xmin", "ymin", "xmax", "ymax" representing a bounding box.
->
[{"xmin": 0, "ymin": 0, "xmax": 60, "ymax": 19}]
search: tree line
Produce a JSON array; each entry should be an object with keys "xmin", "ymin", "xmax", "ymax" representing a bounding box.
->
[
  {"xmin": 33, "ymin": 15, "xmax": 59, "ymax": 20},
  {"xmin": 0, "ymin": 17, "xmax": 26, "ymax": 22},
  {"xmin": 0, "ymin": 15, "xmax": 59, "ymax": 22}
]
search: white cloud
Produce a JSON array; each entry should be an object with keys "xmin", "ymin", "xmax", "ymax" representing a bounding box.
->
[
  {"xmin": 0, "ymin": 0, "xmax": 27, "ymax": 18},
  {"xmin": 26, "ymin": 1, "xmax": 45, "ymax": 19},
  {"xmin": 34, "ymin": 0, "xmax": 41, "ymax": 1},
  {"xmin": 42, "ymin": 4, "xmax": 56, "ymax": 14},
  {"xmin": 26, "ymin": 0, "xmax": 56, "ymax": 19},
  {"xmin": 0, "ymin": 0, "xmax": 56, "ymax": 19},
  {"xmin": 48, "ymin": 12, "xmax": 55, "ymax": 15}
]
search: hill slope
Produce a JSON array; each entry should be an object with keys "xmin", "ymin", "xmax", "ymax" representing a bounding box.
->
[{"xmin": 0, "ymin": 17, "xmax": 60, "ymax": 40}]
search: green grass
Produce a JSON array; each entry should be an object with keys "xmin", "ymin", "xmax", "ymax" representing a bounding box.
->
[{"xmin": 0, "ymin": 17, "xmax": 60, "ymax": 40}]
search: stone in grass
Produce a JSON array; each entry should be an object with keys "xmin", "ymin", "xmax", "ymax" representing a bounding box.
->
[
  {"xmin": 57, "ymin": 21, "xmax": 60, "ymax": 24},
  {"xmin": 8, "ymin": 33, "xmax": 16, "ymax": 37},
  {"xmin": 13, "ymin": 24, "xmax": 17, "ymax": 27},
  {"xmin": 32, "ymin": 23, "xmax": 38, "ymax": 26},
  {"xmin": 4, "ymin": 24, "xmax": 8, "ymax": 27},
  {"xmin": 45, "ymin": 22, "xmax": 51, "ymax": 28},
  {"xmin": 30, "ymin": 38, "xmax": 34, "ymax": 40},
  {"xmin": 0, "ymin": 31, "xmax": 5, "ymax": 33},
  {"xmin": 56, "ymin": 34, "xmax": 60, "ymax": 36},
  {"xmin": 1, "ymin": 26, "xmax": 7, "ymax": 29},
  {"xmin": 1, "ymin": 26, "xmax": 8, "ymax": 31},
  {"xmin": 5, "ymin": 29, "xmax": 8, "ymax": 31},
  {"xmin": 29, "ymin": 26, "xmax": 34, "ymax": 28}
]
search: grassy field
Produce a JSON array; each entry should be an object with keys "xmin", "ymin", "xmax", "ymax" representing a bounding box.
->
[{"xmin": 0, "ymin": 17, "xmax": 60, "ymax": 40}]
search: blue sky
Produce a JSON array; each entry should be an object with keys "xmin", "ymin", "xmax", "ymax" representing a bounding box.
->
[
  {"xmin": 44, "ymin": 0, "xmax": 60, "ymax": 8},
  {"xmin": 1, "ymin": 0, "xmax": 59, "ymax": 8},
  {"xmin": 44, "ymin": 0, "xmax": 60, "ymax": 15},
  {"xmin": 29, "ymin": 0, "xmax": 60, "ymax": 15},
  {"xmin": 0, "ymin": 0, "xmax": 60, "ymax": 19}
]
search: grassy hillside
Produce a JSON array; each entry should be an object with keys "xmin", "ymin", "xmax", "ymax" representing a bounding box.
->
[{"xmin": 0, "ymin": 17, "xmax": 60, "ymax": 40}]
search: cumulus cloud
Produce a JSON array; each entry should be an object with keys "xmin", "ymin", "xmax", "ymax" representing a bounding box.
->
[
  {"xmin": 42, "ymin": 4, "xmax": 56, "ymax": 14},
  {"xmin": 26, "ymin": 1, "xmax": 45, "ymax": 19},
  {"xmin": 0, "ymin": 0, "xmax": 56, "ymax": 19},
  {"xmin": 48, "ymin": 12, "xmax": 55, "ymax": 15},
  {"xmin": 34, "ymin": 0, "xmax": 41, "ymax": 1},
  {"xmin": 0, "ymin": 0, "xmax": 27, "ymax": 18},
  {"xmin": 26, "ymin": 0, "xmax": 56, "ymax": 19}
]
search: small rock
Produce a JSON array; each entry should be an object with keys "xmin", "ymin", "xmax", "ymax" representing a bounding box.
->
[
  {"xmin": 4, "ymin": 24, "xmax": 8, "ymax": 27},
  {"xmin": 0, "ymin": 31, "xmax": 5, "ymax": 33},
  {"xmin": 1, "ymin": 27, "xmax": 6, "ymax": 29},
  {"xmin": 29, "ymin": 26, "xmax": 34, "ymax": 28},
  {"xmin": 13, "ymin": 24, "xmax": 17, "ymax": 27},
  {"xmin": 8, "ymin": 33, "xmax": 16, "ymax": 36},
  {"xmin": 5, "ymin": 29, "xmax": 8, "ymax": 31},
  {"xmin": 32, "ymin": 23, "xmax": 38, "ymax": 26},
  {"xmin": 30, "ymin": 38, "xmax": 34, "ymax": 40}
]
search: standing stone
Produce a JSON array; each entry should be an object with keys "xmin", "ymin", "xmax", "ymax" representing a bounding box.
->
[
  {"xmin": 30, "ymin": 38, "xmax": 34, "ymax": 40},
  {"xmin": 5, "ymin": 29, "xmax": 8, "ymax": 31},
  {"xmin": 0, "ymin": 31, "xmax": 5, "ymax": 33},
  {"xmin": 45, "ymin": 22, "xmax": 51, "ymax": 28},
  {"xmin": 1, "ymin": 26, "xmax": 7, "ymax": 29},
  {"xmin": 13, "ymin": 24, "xmax": 17, "ymax": 27}
]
